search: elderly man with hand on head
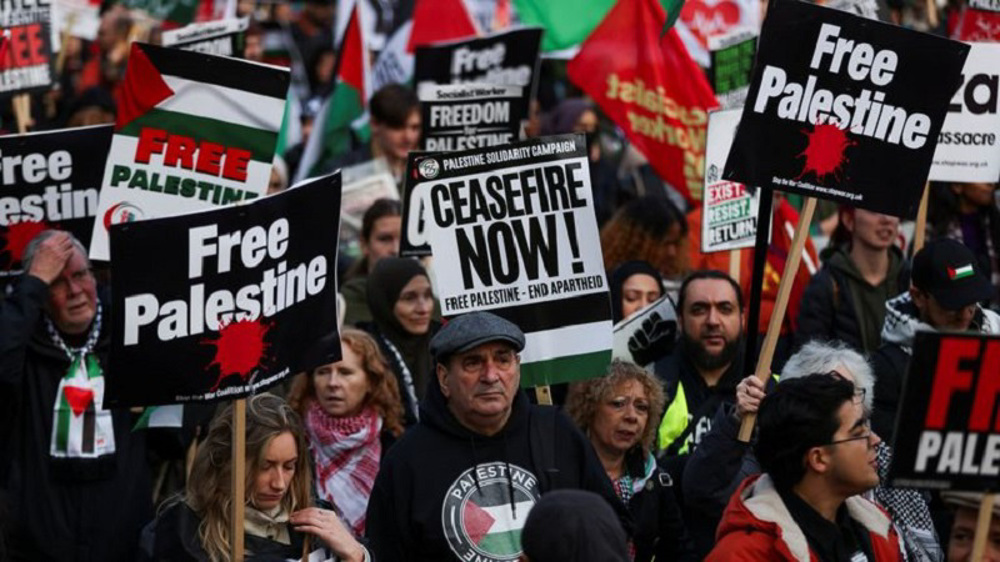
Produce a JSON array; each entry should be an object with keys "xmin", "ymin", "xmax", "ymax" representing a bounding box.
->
[
  {"xmin": 0, "ymin": 230, "xmax": 153, "ymax": 561},
  {"xmin": 365, "ymin": 311, "xmax": 628, "ymax": 562}
]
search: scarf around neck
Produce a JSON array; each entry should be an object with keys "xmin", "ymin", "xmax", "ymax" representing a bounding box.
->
[{"xmin": 305, "ymin": 400, "xmax": 382, "ymax": 537}]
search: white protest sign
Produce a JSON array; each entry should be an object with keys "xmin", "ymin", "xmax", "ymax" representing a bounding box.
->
[
  {"xmin": 702, "ymin": 108, "xmax": 762, "ymax": 253},
  {"xmin": 930, "ymin": 43, "xmax": 1000, "ymax": 183}
]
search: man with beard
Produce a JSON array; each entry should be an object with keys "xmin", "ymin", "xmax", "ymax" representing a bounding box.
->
[{"xmin": 655, "ymin": 271, "xmax": 745, "ymax": 469}]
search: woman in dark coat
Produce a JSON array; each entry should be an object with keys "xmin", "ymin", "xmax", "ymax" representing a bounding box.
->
[{"xmin": 359, "ymin": 257, "xmax": 438, "ymax": 426}]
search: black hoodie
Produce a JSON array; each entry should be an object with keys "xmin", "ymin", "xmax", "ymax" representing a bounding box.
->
[{"xmin": 365, "ymin": 376, "xmax": 628, "ymax": 562}]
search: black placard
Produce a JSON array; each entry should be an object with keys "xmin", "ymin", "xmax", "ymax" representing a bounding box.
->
[
  {"xmin": 419, "ymin": 83, "xmax": 525, "ymax": 152},
  {"xmin": 723, "ymin": 0, "xmax": 969, "ymax": 217},
  {"xmin": 107, "ymin": 173, "xmax": 342, "ymax": 406},
  {"xmin": 0, "ymin": 125, "xmax": 112, "ymax": 279},
  {"xmin": 0, "ymin": 0, "xmax": 55, "ymax": 96},
  {"xmin": 888, "ymin": 332, "xmax": 1000, "ymax": 492},
  {"xmin": 414, "ymin": 27, "xmax": 542, "ymax": 119}
]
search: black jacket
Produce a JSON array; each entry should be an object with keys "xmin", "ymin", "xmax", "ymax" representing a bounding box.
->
[
  {"xmin": 680, "ymin": 404, "xmax": 761, "ymax": 557},
  {"xmin": 365, "ymin": 378, "xmax": 628, "ymax": 562},
  {"xmin": 140, "ymin": 501, "xmax": 311, "ymax": 562},
  {"xmin": 795, "ymin": 246, "xmax": 909, "ymax": 355},
  {"xmin": 622, "ymin": 450, "xmax": 697, "ymax": 562},
  {"xmin": 0, "ymin": 276, "xmax": 152, "ymax": 561}
]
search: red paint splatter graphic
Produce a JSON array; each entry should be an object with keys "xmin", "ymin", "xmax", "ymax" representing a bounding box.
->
[
  {"xmin": 797, "ymin": 123, "xmax": 856, "ymax": 183},
  {"xmin": 1, "ymin": 220, "xmax": 49, "ymax": 266},
  {"xmin": 202, "ymin": 318, "xmax": 272, "ymax": 390}
]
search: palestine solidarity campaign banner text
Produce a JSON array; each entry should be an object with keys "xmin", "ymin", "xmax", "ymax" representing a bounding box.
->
[
  {"xmin": 90, "ymin": 42, "xmax": 289, "ymax": 261},
  {"xmin": 107, "ymin": 173, "xmax": 343, "ymax": 407},
  {"xmin": 0, "ymin": 125, "xmax": 112, "ymax": 279},
  {"xmin": 408, "ymin": 134, "xmax": 613, "ymax": 387},
  {"xmin": 723, "ymin": 0, "xmax": 968, "ymax": 218}
]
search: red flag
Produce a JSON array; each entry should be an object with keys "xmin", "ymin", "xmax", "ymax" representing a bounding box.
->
[
  {"xmin": 568, "ymin": 0, "xmax": 718, "ymax": 205},
  {"xmin": 407, "ymin": 0, "xmax": 480, "ymax": 53}
]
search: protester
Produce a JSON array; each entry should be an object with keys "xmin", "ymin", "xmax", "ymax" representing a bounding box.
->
[
  {"xmin": 608, "ymin": 260, "xmax": 665, "ymax": 324},
  {"xmin": 365, "ymin": 311, "xmax": 627, "ymax": 562},
  {"xmin": 140, "ymin": 394, "xmax": 368, "ymax": 561},
  {"xmin": 942, "ymin": 492, "xmax": 1000, "ymax": 562},
  {"xmin": 342, "ymin": 198, "xmax": 403, "ymax": 326},
  {"xmin": 797, "ymin": 206, "xmax": 909, "ymax": 354},
  {"xmin": 872, "ymin": 238, "xmax": 1000, "ymax": 442},
  {"xmin": 566, "ymin": 360, "xmax": 696, "ymax": 562},
  {"xmin": 656, "ymin": 270, "xmax": 745, "ymax": 476},
  {"xmin": 683, "ymin": 341, "xmax": 941, "ymax": 560},
  {"xmin": 519, "ymin": 490, "xmax": 629, "ymax": 562},
  {"xmin": 927, "ymin": 181, "xmax": 1000, "ymax": 295},
  {"xmin": 707, "ymin": 374, "xmax": 903, "ymax": 561},
  {"xmin": 360, "ymin": 257, "xmax": 438, "ymax": 426},
  {"xmin": 287, "ymin": 329, "xmax": 406, "ymax": 537},
  {"xmin": 0, "ymin": 230, "xmax": 153, "ymax": 561},
  {"xmin": 600, "ymin": 195, "xmax": 689, "ymax": 284},
  {"xmin": 325, "ymin": 84, "xmax": 421, "ymax": 184}
]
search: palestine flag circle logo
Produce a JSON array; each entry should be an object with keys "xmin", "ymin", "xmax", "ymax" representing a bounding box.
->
[{"xmin": 442, "ymin": 462, "xmax": 540, "ymax": 562}]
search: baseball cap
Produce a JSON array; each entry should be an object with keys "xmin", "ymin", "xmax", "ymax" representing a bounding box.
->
[
  {"xmin": 911, "ymin": 239, "xmax": 994, "ymax": 310},
  {"xmin": 429, "ymin": 312, "xmax": 525, "ymax": 363}
]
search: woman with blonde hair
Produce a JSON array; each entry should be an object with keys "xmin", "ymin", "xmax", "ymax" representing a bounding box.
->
[
  {"xmin": 140, "ymin": 393, "xmax": 368, "ymax": 562},
  {"xmin": 566, "ymin": 360, "xmax": 695, "ymax": 562},
  {"xmin": 288, "ymin": 328, "xmax": 404, "ymax": 538}
]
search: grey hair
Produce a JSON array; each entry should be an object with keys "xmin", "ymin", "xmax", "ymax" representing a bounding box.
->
[
  {"xmin": 21, "ymin": 230, "xmax": 89, "ymax": 273},
  {"xmin": 780, "ymin": 340, "xmax": 874, "ymax": 411}
]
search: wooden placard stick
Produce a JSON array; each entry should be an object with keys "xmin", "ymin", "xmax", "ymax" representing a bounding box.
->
[
  {"xmin": 971, "ymin": 493, "xmax": 996, "ymax": 562},
  {"xmin": 738, "ymin": 196, "xmax": 818, "ymax": 442},
  {"xmin": 12, "ymin": 94, "xmax": 31, "ymax": 134},
  {"xmin": 913, "ymin": 181, "xmax": 930, "ymax": 253},
  {"xmin": 925, "ymin": 0, "xmax": 939, "ymax": 29},
  {"xmin": 231, "ymin": 398, "xmax": 246, "ymax": 562},
  {"xmin": 729, "ymin": 249, "xmax": 741, "ymax": 282},
  {"xmin": 534, "ymin": 385, "xmax": 553, "ymax": 405}
]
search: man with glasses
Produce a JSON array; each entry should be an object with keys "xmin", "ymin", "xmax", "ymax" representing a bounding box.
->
[
  {"xmin": 366, "ymin": 311, "xmax": 625, "ymax": 562},
  {"xmin": 0, "ymin": 230, "xmax": 153, "ymax": 560},
  {"xmin": 872, "ymin": 239, "xmax": 1000, "ymax": 442},
  {"xmin": 707, "ymin": 374, "xmax": 903, "ymax": 561}
]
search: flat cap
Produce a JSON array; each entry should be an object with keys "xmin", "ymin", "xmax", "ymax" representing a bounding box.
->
[{"xmin": 430, "ymin": 311, "xmax": 525, "ymax": 363}]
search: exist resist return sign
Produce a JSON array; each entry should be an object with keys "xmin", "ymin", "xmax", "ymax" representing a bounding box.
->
[
  {"xmin": 107, "ymin": 173, "xmax": 342, "ymax": 406},
  {"xmin": 723, "ymin": 0, "xmax": 969, "ymax": 217}
]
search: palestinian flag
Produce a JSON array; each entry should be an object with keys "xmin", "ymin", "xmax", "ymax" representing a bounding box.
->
[
  {"xmin": 50, "ymin": 355, "xmax": 116, "ymax": 458},
  {"xmin": 949, "ymin": 264, "xmax": 975, "ymax": 281},
  {"xmin": 507, "ymin": 296, "xmax": 613, "ymax": 387},
  {"xmin": 464, "ymin": 498, "xmax": 534, "ymax": 556},
  {"xmin": 293, "ymin": 2, "xmax": 370, "ymax": 183},
  {"xmin": 90, "ymin": 42, "xmax": 289, "ymax": 260},
  {"xmin": 133, "ymin": 405, "xmax": 184, "ymax": 430}
]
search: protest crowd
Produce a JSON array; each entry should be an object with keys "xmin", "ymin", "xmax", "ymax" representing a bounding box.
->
[{"xmin": 2, "ymin": 0, "xmax": 1000, "ymax": 561}]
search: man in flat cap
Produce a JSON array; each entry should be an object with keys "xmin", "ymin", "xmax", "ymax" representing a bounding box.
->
[{"xmin": 366, "ymin": 311, "xmax": 627, "ymax": 562}]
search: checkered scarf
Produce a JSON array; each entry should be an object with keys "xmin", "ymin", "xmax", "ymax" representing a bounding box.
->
[{"xmin": 305, "ymin": 401, "xmax": 382, "ymax": 537}]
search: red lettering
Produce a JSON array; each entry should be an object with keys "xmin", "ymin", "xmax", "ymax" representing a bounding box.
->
[
  {"xmin": 25, "ymin": 24, "xmax": 45, "ymax": 65},
  {"xmin": 135, "ymin": 128, "xmax": 168, "ymax": 164},
  {"xmin": 10, "ymin": 27, "xmax": 29, "ymax": 67},
  {"xmin": 971, "ymin": 341, "xmax": 1000, "ymax": 432},
  {"xmin": 221, "ymin": 148, "xmax": 251, "ymax": 182},
  {"xmin": 163, "ymin": 135, "xmax": 196, "ymax": 169},
  {"xmin": 926, "ymin": 338, "xmax": 981, "ymax": 429},
  {"xmin": 195, "ymin": 142, "xmax": 224, "ymax": 176}
]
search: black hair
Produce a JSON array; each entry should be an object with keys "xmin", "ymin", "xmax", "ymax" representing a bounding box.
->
[
  {"xmin": 361, "ymin": 198, "xmax": 402, "ymax": 242},
  {"xmin": 677, "ymin": 270, "xmax": 743, "ymax": 314},
  {"xmin": 755, "ymin": 374, "xmax": 855, "ymax": 490},
  {"xmin": 370, "ymin": 84, "xmax": 420, "ymax": 128}
]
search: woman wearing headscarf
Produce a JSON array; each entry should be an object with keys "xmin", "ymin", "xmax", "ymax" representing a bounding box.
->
[
  {"xmin": 608, "ymin": 261, "xmax": 665, "ymax": 324},
  {"xmin": 360, "ymin": 257, "xmax": 438, "ymax": 426}
]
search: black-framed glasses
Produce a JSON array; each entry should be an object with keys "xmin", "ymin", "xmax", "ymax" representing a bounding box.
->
[{"xmin": 825, "ymin": 419, "xmax": 875, "ymax": 448}]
